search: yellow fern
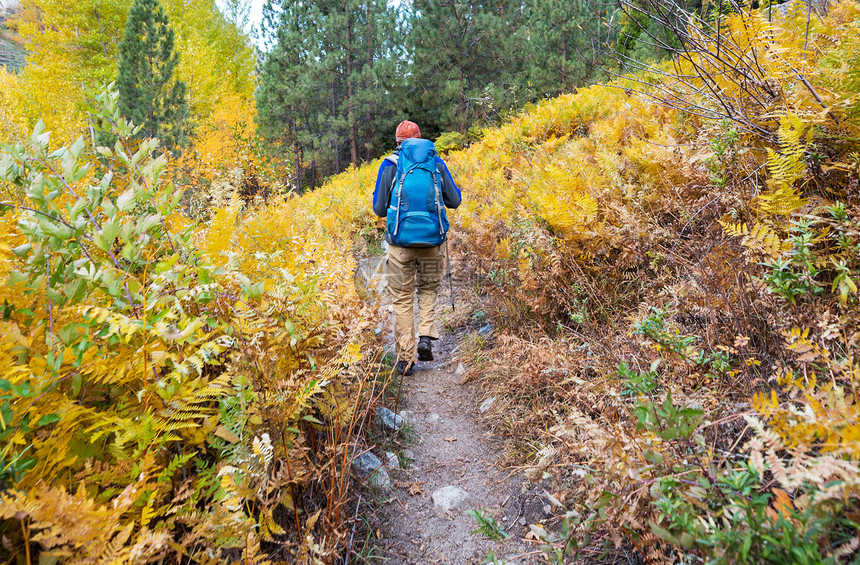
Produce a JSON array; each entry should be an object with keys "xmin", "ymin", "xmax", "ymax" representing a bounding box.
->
[
  {"xmin": 757, "ymin": 114, "xmax": 811, "ymax": 216},
  {"xmin": 720, "ymin": 220, "xmax": 792, "ymax": 258}
]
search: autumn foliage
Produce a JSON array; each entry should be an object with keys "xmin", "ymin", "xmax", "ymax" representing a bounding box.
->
[
  {"xmin": 443, "ymin": 0, "xmax": 860, "ymax": 561},
  {"xmin": 0, "ymin": 87, "xmax": 384, "ymax": 561},
  {"xmin": 1, "ymin": 0, "xmax": 860, "ymax": 562}
]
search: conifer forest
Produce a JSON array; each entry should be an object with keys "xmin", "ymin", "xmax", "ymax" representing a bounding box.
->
[{"xmin": 0, "ymin": 0, "xmax": 859, "ymax": 562}]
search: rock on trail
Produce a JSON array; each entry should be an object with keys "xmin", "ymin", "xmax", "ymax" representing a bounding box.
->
[
  {"xmin": 352, "ymin": 451, "xmax": 392, "ymax": 489},
  {"xmin": 368, "ymin": 333, "xmax": 535, "ymax": 564},
  {"xmin": 354, "ymin": 258, "xmax": 537, "ymax": 563},
  {"xmin": 431, "ymin": 485, "xmax": 469, "ymax": 513}
]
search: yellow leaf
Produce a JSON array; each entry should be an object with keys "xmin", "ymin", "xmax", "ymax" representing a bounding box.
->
[{"xmin": 140, "ymin": 496, "xmax": 156, "ymax": 529}]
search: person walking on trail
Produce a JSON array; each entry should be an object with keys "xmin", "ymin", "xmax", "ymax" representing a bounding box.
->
[{"xmin": 372, "ymin": 120, "xmax": 462, "ymax": 376}]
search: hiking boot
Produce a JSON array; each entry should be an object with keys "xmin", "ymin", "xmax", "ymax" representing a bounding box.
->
[
  {"xmin": 395, "ymin": 360, "xmax": 414, "ymax": 376},
  {"xmin": 417, "ymin": 336, "xmax": 434, "ymax": 361}
]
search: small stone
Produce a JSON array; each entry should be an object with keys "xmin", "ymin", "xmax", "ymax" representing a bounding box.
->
[
  {"xmin": 479, "ymin": 397, "xmax": 496, "ymax": 413},
  {"xmin": 427, "ymin": 413, "xmax": 440, "ymax": 423},
  {"xmin": 385, "ymin": 451, "xmax": 400, "ymax": 469},
  {"xmin": 431, "ymin": 485, "xmax": 469, "ymax": 512},
  {"xmin": 518, "ymin": 517, "xmax": 527, "ymax": 526},
  {"xmin": 478, "ymin": 323, "xmax": 493, "ymax": 338},
  {"xmin": 376, "ymin": 407, "xmax": 406, "ymax": 431},
  {"xmin": 455, "ymin": 363, "xmax": 466, "ymax": 375},
  {"xmin": 352, "ymin": 452, "xmax": 391, "ymax": 489}
]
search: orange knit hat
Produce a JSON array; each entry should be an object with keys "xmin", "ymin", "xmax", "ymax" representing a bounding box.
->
[{"xmin": 395, "ymin": 120, "xmax": 421, "ymax": 142}]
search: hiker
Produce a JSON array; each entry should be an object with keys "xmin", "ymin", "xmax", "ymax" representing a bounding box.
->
[{"xmin": 372, "ymin": 120, "xmax": 461, "ymax": 376}]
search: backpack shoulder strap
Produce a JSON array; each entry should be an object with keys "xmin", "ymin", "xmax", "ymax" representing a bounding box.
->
[{"xmin": 385, "ymin": 154, "xmax": 400, "ymax": 201}]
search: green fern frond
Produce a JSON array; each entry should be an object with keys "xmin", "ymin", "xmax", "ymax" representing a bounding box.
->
[{"xmin": 156, "ymin": 451, "xmax": 196, "ymax": 484}]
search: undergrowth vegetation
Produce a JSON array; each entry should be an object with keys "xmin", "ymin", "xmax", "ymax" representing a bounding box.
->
[
  {"xmin": 1, "ymin": 0, "xmax": 859, "ymax": 562},
  {"xmin": 0, "ymin": 88, "xmax": 388, "ymax": 562},
  {"xmin": 445, "ymin": 1, "xmax": 860, "ymax": 562}
]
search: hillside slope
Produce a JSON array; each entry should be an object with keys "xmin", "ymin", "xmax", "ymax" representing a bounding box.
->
[
  {"xmin": 0, "ymin": 35, "xmax": 24, "ymax": 71},
  {"xmin": 0, "ymin": 5, "xmax": 24, "ymax": 72},
  {"xmin": 437, "ymin": 0, "xmax": 860, "ymax": 561},
  {"xmin": 0, "ymin": 0, "xmax": 858, "ymax": 562}
]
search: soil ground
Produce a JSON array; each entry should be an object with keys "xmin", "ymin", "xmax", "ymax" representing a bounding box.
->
[{"xmin": 354, "ymin": 257, "xmax": 548, "ymax": 564}]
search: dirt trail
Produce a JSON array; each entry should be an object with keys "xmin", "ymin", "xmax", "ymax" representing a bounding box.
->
[
  {"xmin": 358, "ymin": 259, "xmax": 542, "ymax": 564},
  {"xmin": 373, "ymin": 334, "xmax": 537, "ymax": 564}
]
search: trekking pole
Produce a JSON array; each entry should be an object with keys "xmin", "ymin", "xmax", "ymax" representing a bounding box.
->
[{"xmin": 446, "ymin": 240, "xmax": 455, "ymax": 310}]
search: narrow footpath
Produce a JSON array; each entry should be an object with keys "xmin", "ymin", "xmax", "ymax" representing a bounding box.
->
[
  {"xmin": 374, "ymin": 333, "xmax": 538, "ymax": 564},
  {"xmin": 357, "ymin": 257, "xmax": 545, "ymax": 564}
]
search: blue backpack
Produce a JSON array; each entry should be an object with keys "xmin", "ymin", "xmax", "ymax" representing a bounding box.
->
[{"xmin": 386, "ymin": 138, "xmax": 449, "ymax": 248}]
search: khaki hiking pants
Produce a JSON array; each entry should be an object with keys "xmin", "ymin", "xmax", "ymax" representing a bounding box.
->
[{"xmin": 386, "ymin": 243, "xmax": 445, "ymax": 362}]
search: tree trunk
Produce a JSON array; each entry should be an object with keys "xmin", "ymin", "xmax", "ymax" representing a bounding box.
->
[
  {"xmin": 561, "ymin": 30, "xmax": 567, "ymax": 88},
  {"xmin": 331, "ymin": 79, "xmax": 342, "ymax": 172},
  {"xmin": 365, "ymin": 0, "xmax": 374, "ymax": 161},
  {"xmin": 345, "ymin": 1, "xmax": 359, "ymax": 166},
  {"xmin": 291, "ymin": 117, "xmax": 303, "ymax": 189},
  {"xmin": 93, "ymin": 9, "xmax": 109, "ymax": 59},
  {"xmin": 458, "ymin": 65, "xmax": 467, "ymax": 134},
  {"xmin": 295, "ymin": 142, "xmax": 303, "ymax": 190},
  {"xmin": 310, "ymin": 159, "xmax": 317, "ymax": 191}
]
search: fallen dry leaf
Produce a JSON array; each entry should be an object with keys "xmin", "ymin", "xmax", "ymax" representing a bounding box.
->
[
  {"xmin": 396, "ymin": 481, "xmax": 425, "ymax": 497},
  {"xmin": 213, "ymin": 425, "xmax": 239, "ymax": 443},
  {"xmin": 444, "ymin": 436, "xmax": 457, "ymax": 442}
]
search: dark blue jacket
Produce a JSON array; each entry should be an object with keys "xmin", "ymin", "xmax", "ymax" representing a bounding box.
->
[{"xmin": 372, "ymin": 146, "xmax": 461, "ymax": 219}]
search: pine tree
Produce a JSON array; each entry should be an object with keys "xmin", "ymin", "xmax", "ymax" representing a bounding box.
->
[
  {"xmin": 319, "ymin": 0, "xmax": 402, "ymax": 166},
  {"xmin": 354, "ymin": 0, "xmax": 403, "ymax": 161},
  {"xmin": 257, "ymin": 0, "xmax": 327, "ymax": 189},
  {"xmin": 525, "ymin": 0, "xmax": 601, "ymax": 97},
  {"xmin": 257, "ymin": 0, "xmax": 401, "ymax": 188},
  {"xmin": 407, "ymin": 0, "xmax": 525, "ymax": 135},
  {"xmin": 116, "ymin": 0, "xmax": 189, "ymax": 152}
]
